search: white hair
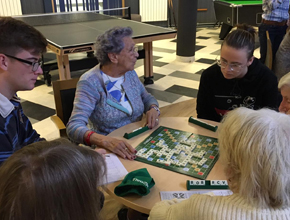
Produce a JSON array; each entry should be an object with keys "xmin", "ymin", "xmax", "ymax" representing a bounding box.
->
[
  {"xmin": 95, "ymin": 26, "xmax": 133, "ymax": 65},
  {"xmin": 218, "ymin": 107, "xmax": 290, "ymax": 208},
  {"xmin": 278, "ymin": 72, "xmax": 290, "ymax": 89}
]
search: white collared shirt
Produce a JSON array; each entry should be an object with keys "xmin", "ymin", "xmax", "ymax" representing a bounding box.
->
[{"xmin": 0, "ymin": 93, "xmax": 19, "ymax": 118}]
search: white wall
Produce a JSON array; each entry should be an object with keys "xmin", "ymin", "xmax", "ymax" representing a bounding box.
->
[
  {"xmin": 140, "ymin": 0, "xmax": 167, "ymax": 22},
  {"xmin": 0, "ymin": 0, "xmax": 22, "ymax": 16}
]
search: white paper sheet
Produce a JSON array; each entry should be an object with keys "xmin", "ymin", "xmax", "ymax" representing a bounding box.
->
[
  {"xmin": 104, "ymin": 153, "xmax": 128, "ymax": 184},
  {"xmin": 160, "ymin": 190, "xmax": 233, "ymax": 200}
]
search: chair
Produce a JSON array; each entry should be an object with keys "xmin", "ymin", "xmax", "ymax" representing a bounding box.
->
[
  {"xmin": 51, "ymin": 78, "xmax": 79, "ymax": 137},
  {"xmin": 265, "ymin": 30, "xmax": 273, "ymax": 70}
]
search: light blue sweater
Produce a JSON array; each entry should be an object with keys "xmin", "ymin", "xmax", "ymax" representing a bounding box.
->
[{"xmin": 67, "ymin": 64, "xmax": 158, "ymax": 144}]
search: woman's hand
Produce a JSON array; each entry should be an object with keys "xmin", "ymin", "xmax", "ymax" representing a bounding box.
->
[
  {"xmin": 87, "ymin": 131, "xmax": 137, "ymax": 160},
  {"xmin": 99, "ymin": 136, "xmax": 137, "ymax": 160},
  {"xmin": 145, "ymin": 107, "xmax": 160, "ymax": 129}
]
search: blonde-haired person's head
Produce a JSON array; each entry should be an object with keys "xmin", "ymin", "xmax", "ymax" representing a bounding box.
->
[
  {"xmin": 218, "ymin": 107, "xmax": 290, "ymax": 208},
  {"xmin": 0, "ymin": 138, "xmax": 106, "ymax": 220}
]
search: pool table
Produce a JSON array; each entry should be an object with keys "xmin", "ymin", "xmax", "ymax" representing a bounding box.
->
[{"xmin": 213, "ymin": 0, "xmax": 263, "ymax": 39}]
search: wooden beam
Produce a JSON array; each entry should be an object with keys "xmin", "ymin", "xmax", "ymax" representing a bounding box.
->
[
  {"xmin": 197, "ymin": 8, "xmax": 207, "ymax": 12},
  {"xmin": 51, "ymin": 0, "xmax": 55, "ymax": 12}
]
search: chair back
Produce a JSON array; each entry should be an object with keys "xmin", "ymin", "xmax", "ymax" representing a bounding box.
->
[
  {"xmin": 52, "ymin": 78, "xmax": 79, "ymax": 126},
  {"xmin": 265, "ymin": 30, "xmax": 273, "ymax": 70}
]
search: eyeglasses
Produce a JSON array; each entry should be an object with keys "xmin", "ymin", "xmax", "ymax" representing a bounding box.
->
[
  {"xmin": 5, "ymin": 54, "xmax": 43, "ymax": 72},
  {"xmin": 129, "ymin": 46, "xmax": 138, "ymax": 54},
  {"xmin": 216, "ymin": 58, "xmax": 243, "ymax": 72}
]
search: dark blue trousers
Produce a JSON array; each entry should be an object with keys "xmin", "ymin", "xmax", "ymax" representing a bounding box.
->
[{"xmin": 259, "ymin": 23, "xmax": 287, "ymax": 64}]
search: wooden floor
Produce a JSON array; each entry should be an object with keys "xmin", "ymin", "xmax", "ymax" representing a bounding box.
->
[{"xmin": 159, "ymin": 99, "xmax": 197, "ymax": 118}]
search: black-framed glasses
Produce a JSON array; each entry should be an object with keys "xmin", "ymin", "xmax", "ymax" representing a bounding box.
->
[
  {"xmin": 216, "ymin": 57, "xmax": 243, "ymax": 72},
  {"xmin": 5, "ymin": 54, "xmax": 42, "ymax": 72}
]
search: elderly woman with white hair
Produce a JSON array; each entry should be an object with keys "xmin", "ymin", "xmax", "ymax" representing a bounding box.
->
[
  {"xmin": 67, "ymin": 27, "xmax": 159, "ymax": 160},
  {"xmin": 278, "ymin": 72, "xmax": 290, "ymax": 114},
  {"xmin": 149, "ymin": 107, "xmax": 290, "ymax": 220}
]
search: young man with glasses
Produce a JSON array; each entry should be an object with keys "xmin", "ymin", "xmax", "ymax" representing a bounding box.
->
[
  {"xmin": 0, "ymin": 17, "xmax": 47, "ymax": 165},
  {"xmin": 196, "ymin": 24, "xmax": 279, "ymax": 122}
]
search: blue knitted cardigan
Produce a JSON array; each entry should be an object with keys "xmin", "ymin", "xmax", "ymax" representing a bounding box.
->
[{"xmin": 67, "ymin": 64, "xmax": 158, "ymax": 144}]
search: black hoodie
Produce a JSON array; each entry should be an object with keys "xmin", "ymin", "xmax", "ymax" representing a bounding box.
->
[{"xmin": 196, "ymin": 58, "xmax": 279, "ymax": 122}]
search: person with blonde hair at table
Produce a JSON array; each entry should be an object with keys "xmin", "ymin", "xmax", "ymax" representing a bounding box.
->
[
  {"xmin": 0, "ymin": 138, "xmax": 106, "ymax": 220},
  {"xmin": 149, "ymin": 107, "xmax": 290, "ymax": 220}
]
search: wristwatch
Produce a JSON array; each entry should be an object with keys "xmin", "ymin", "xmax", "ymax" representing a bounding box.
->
[{"xmin": 150, "ymin": 105, "xmax": 160, "ymax": 116}]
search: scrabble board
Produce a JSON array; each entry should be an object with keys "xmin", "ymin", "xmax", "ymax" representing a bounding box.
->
[{"xmin": 135, "ymin": 126, "xmax": 219, "ymax": 180}]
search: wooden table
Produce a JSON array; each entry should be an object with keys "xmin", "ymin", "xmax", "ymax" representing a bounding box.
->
[
  {"xmin": 159, "ymin": 99, "xmax": 197, "ymax": 118},
  {"xmin": 105, "ymin": 117, "xmax": 226, "ymax": 215}
]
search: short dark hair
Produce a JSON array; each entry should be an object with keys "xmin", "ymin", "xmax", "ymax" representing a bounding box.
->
[
  {"xmin": 0, "ymin": 17, "xmax": 47, "ymax": 55},
  {"xmin": 0, "ymin": 138, "xmax": 106, "ymax": 220},
  {"xmin": 222, "ymin": 23, "xmax": 256, "ymax": 59}
]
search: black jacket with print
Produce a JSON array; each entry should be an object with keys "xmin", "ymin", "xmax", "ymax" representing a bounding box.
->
[{"xmin": 196, "ymin": 58, "xmax": 279, "ymax": 122}]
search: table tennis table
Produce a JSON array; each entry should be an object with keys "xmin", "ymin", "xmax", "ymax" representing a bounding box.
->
[{"xmin": 14, "ymin": 11, "xmax": 177, "ymax": 83}]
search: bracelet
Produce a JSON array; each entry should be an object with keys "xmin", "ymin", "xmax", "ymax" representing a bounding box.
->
[
  {"xmin": 150, "ymin": 105, "xmax": 160, "ymax": 116},
  {"xmin": 85, "ymin": 131, "xmax": 95, "ymax": 146}
]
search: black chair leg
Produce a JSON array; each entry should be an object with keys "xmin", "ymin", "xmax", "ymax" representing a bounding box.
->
[
  {"xmin": 87, "ymin": 51, "xmax": 95, "ymax": 58},
  {"xmin": 219, "ymin": 23, "xmax": 233, "ymax": 40},
  {"xmin": 43, "ymin": 71, "xmax": 52, "ymax": 86},
  {"xmin": 46, "ymin": 73, "xmax": 52, "ymax": 86},
  {"xmin": 144, "ymin": 76, "xmax": 154, "ymax": 85}
]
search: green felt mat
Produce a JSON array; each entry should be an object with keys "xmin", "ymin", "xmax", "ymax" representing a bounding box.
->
[{"xmin": 218, "ymin": 0, "xmax": 262, "ymax": 4}]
